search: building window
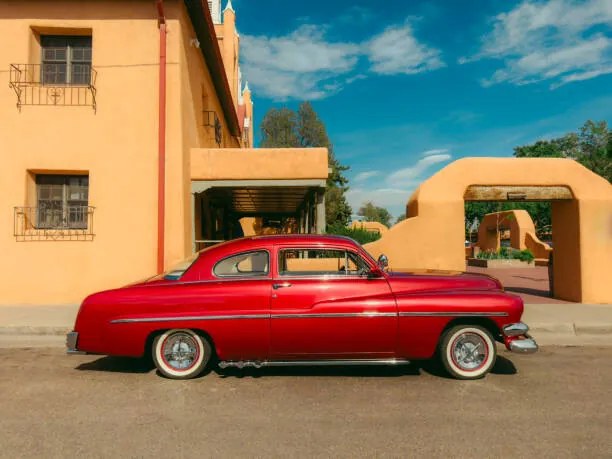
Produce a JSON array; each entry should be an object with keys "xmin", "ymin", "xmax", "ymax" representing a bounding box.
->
[
  {"xmin": 41, "ymin": 35, "xmax": 92, "ymax": 85},
  {"xmin": 36, "ymin": 175, "xmax": 89, "ymax": 229}
]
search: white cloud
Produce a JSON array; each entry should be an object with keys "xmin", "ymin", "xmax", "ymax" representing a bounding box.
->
[
  {"xmin": 421, "ymin": 148, "xmax": 449, "ymax": 157},
  {"xmin": 464, "ymin": 0, "xmax": 612, "ymax": 87},
  {"xmin": 366, "ymin": 24, "xmax": 445, "ymax": 75},
  {"xmin": 347, "ymin": 151, "xmax": 452, "ymax": 216},
  {"xmin": 241, "ymin": 25, "xmax": 360, "ymax": 101},
  {"xmin": 347, "ymin": 187, "xmax": 415, "ymax": 217},
  {"xmin": 241, "ymin": 20, "xmax": 444, "ymax": 101},
  {"xmin": 387, "ymin": 153, "xmax": 452, "ymax": 186},
  {"xmin": 353, "ymin": 170, "xmax": 381, "ymax": 182}
]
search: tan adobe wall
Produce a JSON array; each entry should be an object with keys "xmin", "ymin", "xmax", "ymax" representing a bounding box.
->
[
  {"xmin": 0, "ymin": 0, "xmax": 241, "ymax": 304},
  {"xmin": 191, "ymin": 148, "xmax": 329, "ymax": 180},
  {"xmin": 365, "ymin": 158, "xmax": 612, "ymax": 303}
]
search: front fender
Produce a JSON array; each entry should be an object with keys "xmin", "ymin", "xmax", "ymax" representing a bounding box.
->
[{"xmin": 395, "ymin": 291, "xmax": 523, "ymax": 359}]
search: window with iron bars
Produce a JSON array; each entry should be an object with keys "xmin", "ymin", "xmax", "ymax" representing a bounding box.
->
[
  {"xmin": 41, "ymin": 35, "xmax": 92, "ymax": 85},
  {"xmin": 36, "ymin": 175, "xmax": 89, "ymax": 229}
]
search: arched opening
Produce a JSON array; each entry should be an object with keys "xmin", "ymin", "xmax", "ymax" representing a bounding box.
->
[
  {"xmin": 363, "ymin": 158, "xmax": 611, "ymax": 304},
  {"xmin": 463, "ymin": 185, "xmax": 577, "ymax": 303}
]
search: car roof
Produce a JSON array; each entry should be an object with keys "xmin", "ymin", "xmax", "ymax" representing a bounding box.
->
[{"xmin": 202, "ymin": 234, "xmax": 360, "ymax": 254}]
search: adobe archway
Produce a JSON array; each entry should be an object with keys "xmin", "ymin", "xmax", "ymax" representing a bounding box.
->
[{"xmin": 364, "ymin": 158, "xmax": 612, "ymax": 303}]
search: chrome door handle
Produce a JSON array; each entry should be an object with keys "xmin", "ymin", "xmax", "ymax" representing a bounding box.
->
[{"xmin": 272, "ymin": 282, "xmax": 292, "ymax": 290}]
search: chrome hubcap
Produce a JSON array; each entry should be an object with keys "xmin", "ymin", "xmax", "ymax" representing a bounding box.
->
[
  {"xmin": 162, "ymin": 333, "xmax": 199, "ymax": 371},
  {"xmin": 452, "ymin": 333, "xmax": 487, "ymax": 371}
]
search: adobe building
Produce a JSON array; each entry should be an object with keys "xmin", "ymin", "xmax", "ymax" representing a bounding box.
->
[{"xmin": 0, "ymin": 0, "xmax": 327, "ymax": 305}]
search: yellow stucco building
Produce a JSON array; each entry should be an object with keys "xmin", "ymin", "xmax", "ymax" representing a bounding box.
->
[{"xmin": 0, "ymin": 0, "xmax": 328, "ymax": 305}]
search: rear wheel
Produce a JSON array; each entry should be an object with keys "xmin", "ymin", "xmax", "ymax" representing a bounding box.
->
[
  {"xmin": 152, "ymin": 329, "xmax": 211, "ymax": 379},
  {"xmin": 439, "ymin": 325, "xmax": 496, "ymax": 380}
]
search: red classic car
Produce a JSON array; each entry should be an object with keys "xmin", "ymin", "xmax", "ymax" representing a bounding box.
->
[{"xmin": 67, "ymin": 235, "xmax": 537, "ymax": 380}]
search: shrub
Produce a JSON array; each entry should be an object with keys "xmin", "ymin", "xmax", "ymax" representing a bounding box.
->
[
  {"xmin": 476, "ymin": 248, "xmax": 534, "ymax": 264},
  {"xmin": 326, "ymin": 222, "xmax": 381, "ymax": 245},
  {"xmin": 515, "ymin": 249, "xmax": 535, "ymax": 264}
]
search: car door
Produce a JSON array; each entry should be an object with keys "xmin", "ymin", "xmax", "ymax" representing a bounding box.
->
[
  {"xmin": 194, "ymin": 249, "xmax": 272, "ymax": 361},
  {"xmin": 270, "ymin": 245, "xmax": 398, "ymax": 359}
]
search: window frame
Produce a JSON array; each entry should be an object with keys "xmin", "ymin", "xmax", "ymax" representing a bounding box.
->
[
  {"xmin": 277, "ymin": 247, "xmax": 371, "ymax": 279},
  {"xmin": 40, "ymin": 35, "xmax": 92, "ymax": 86},
  {"xmin": 212, "ymin": 250, "xmax": 271, "ymax": 279},
  {"xmin": 35, "ymin": 174, "xmax": 89, "ymax": 230}
]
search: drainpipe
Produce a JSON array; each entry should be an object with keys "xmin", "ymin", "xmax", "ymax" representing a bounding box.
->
[{"xmin": 156, "ymin": 0, "xmax": 167, "ymax": 274}]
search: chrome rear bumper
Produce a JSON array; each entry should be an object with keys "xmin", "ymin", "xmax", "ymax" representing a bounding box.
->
[{"xmin": 66, "ymin": 331, "xmax": 86, "ymax": 355}]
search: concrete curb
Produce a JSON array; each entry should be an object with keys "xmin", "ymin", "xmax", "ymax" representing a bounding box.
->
[{"xmin": 0, "ymin": 326, "xmax": 70, "ymax": 336}]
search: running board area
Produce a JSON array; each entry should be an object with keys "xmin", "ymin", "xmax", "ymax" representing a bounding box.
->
[{"xmin": 218, "ymin": 358, "xmax": 411, "ymax": 369}]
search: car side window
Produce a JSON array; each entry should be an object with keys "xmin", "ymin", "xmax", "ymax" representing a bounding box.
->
[
  {"xmin": 278, "ymin": 249, "xmax": 369, "ymax": 277},
  {"xmin": 213, "ymin": 250, "xmax": 269, "ymax": 278}
]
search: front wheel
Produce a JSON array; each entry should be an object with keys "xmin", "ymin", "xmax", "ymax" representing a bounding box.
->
[
  {"xmin": 152, "ymin": 329, "xmax": 211, "ymax": 379},
  {"xmin": 439, "ymin": 325, "xmax": 496, "ymax": 380}
]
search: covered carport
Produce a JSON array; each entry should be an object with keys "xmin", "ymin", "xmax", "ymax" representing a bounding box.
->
[{"xmin": 190, "ymin": 147, "xmax": 328, "ymax": 251}]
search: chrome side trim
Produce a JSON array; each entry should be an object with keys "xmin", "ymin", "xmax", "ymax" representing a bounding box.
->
[
  {"xmin": 509, "ymin": 338, "xmax": 538, "ymax": 354},
  {"xmin": 110, "ymin": 314, "xmax": 269, "ymax": 324},
  {"xmin": 271, "ymin": 312, "xmax": 396, "ymax": 319},
  {"xmin": 399, "ymin": 311, "xmax": 509, "ymax": 317},
  {"xmin": 111, "ymin": 312, "xmax": 397, "ymax": 324},
  {"xmin": 503, "ymin": 322, "xmax": 529, "ymax": 336},
  {"xmin": 219, "ymin": 358, "xmax": 411, "ymax": 369}
]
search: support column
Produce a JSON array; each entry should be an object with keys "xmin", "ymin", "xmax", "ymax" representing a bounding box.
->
[
  {"xmin": 304, "ymin": 199, "xmax": 310, "ymax": 234},
  {"xmin": 316, "ymin": 191, "xmax": 326, "ymax": 234},
  {"xmin": 191, "ymin": 193, "xmax": 197, "ymax": 253}
]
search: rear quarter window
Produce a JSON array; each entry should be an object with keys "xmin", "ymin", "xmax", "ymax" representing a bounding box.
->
[{"xmin": 213, "ymin": 250, "xmax": 269, "ymax": 278}]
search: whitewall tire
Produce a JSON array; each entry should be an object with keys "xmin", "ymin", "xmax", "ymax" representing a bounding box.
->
[
  {"xmin": 152, "ymin": 329, "xmax": 211, "ymax": 379},
  {"xmin": 439, "ymin": 325, "xmax": 496, "ymax": 380}
]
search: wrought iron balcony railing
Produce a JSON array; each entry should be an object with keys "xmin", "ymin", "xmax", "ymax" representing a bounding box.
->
[
  {"xmin": 9, "ymin": 64, "xmax": 97, "ymax": 111},
  {"xmin": 14, "ymin": 206, "xmax": 95, "ymax": 241},
  {"xmin": 203, "ymin": 110, "xmax": 222, "ymax": 146}
]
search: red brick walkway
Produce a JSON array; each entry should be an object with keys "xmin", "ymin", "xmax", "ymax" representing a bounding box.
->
[{"xmin": 466, "ymin": 265, "xmax": 572, "ymax": 304}]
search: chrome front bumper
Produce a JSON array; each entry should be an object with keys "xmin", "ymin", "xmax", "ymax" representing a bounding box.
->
[
  {"xmin": 503, "ymin": 322, "xmax": 539, "ymax": 354},
  {"xmin": 509, "ymin": 338, "xmax": 539, "ymax": 353},
  {"xmin": 66, "ymin": 331, "xmax": 86, "ymax": 355}
]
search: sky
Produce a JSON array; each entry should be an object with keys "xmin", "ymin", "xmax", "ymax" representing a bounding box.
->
[{"xmin": 230, "ymin": 0, "xmax": 612, "ymax": 218}]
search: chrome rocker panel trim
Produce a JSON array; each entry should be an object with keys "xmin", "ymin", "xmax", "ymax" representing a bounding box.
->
[{"xmin": 218, "ymin": 358, "xmax": 411, "ymax": 369}]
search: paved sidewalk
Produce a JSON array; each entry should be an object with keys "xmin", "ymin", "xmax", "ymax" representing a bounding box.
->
[{"xmin": 1, "ymin": 303, "xmax": 612, "ymax": 347}]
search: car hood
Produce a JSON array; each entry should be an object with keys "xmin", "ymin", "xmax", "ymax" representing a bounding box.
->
[{"xmin": 386, "ymin": 270, "xmax": 502, "ymax": 295}]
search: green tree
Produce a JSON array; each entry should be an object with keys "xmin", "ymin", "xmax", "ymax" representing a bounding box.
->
[
  {"xmin": 260, "ymin": 108, "xmax": 299, "ymax": 147},
  {"xmin": 395, "ymin": 213, "xmax": 406, "ymax": 224},
  {"xmin": 358, "ymin": 202, "xmax": 392, "ymax": 227},
  {"xmin": 259, "ymin": 102, "xmax": 352, "ymax": 226},
  {"xmin": 514, "ymin": 120, "xmax": 611, "ymax": 182}
]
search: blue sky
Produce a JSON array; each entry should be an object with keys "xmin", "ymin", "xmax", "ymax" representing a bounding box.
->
[{"xmin": 231, "ymin": 0, "xmax": 612, "ymax": 217}]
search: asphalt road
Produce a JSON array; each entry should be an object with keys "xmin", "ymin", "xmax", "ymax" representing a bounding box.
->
[{"xmin": 0, "ymin": 346, "xmax": 611, "ymax": 458}]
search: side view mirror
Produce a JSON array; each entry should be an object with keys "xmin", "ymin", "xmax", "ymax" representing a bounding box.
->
[{"xmin": 377, "ymin": 254, "xmax": 389, "ymax": 271}]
